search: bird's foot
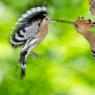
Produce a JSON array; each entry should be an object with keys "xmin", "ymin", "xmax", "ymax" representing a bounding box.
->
[{"xmin": 31, "ymin": 52, "xmax": 41, "ymax": 59}]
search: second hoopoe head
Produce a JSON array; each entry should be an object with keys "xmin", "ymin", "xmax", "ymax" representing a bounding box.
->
[
  {"xmin": 53, "ymin": 17, "xmax": 95, "ymax": 50},
  {"xmin": 73, "ymin": 17, "xmax": 95, "ymax": 46},
  {"xmin": 74, "ymin": 17, "xmax": 94, "ymax": 34}
]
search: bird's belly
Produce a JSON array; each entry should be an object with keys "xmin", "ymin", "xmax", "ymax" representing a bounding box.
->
[{"xmin": 36, "ymin": 30, "xmax": 48, "ymax": 42}]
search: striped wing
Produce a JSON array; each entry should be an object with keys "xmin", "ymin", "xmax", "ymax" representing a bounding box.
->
[
  {"xmin": 10, "ymin": 6, "xmax": 47, "ymax": 47},
  {"xmin": 89, "ymin": 0, "xmax": 95, "ymax": 16}
]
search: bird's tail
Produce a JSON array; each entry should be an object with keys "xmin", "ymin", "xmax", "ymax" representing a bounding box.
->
[{"xmin": 20, "ymin": 50, "xmax": 27, "ymax": 78}]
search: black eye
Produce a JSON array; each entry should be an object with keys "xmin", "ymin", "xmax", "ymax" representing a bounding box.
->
[
  {"xmin": 45, "ymin": 18, "xmax": 48, "ymax": 20},
  {"xmin": 75, "ymin": 24, "xmax": 78, "ymax": 27}
]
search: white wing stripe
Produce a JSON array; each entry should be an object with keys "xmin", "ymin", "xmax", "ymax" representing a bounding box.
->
[
  {"xmin": 10, "ymin": 38, "xmax": 20, "ymax": 45},
  {"xmin": 26, "ymin": 10, "xmax": 32, "ymax": 15},
  {"xmin": 42, "ymin": 6, "xmax": 46, "ymax": 11},
  {"xmin": 36, "ymin": 7, "xmax": 42, "ymax": 11},
  {"xmin": 15, "ymin": 33, "xmax": 25, "ymax": 41},
  {"xmin": 20, "ymin": 30, "xmax": 25, "ymax": 36},
  {"xmin": 22, "ymin": 14, "xmax": 28, "ymax": 18}
]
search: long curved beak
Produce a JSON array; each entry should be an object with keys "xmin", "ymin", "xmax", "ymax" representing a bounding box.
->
[{"xmin": 51, "ymin": 19, "xmax": 75, "ymax": 25}]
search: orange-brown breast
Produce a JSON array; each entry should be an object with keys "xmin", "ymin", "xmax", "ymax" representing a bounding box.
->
[{"xmin": 36, "ymin": 23, "xmax": 48, "ymax": 42}]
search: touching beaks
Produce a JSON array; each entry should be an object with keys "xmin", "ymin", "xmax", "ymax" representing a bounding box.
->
[
  {"xmin": 88, "ymin": 19, "xmax": 92, "ymax": 22},
  {"xmin": 51, "ymin": 19, "xmax": 74, "ymax": 25}
]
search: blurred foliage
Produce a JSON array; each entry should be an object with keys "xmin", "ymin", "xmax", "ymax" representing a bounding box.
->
[
  {"xmin": 89, "ymin": 27, "xmax": 95, "ymax": 32},
  {"xmin": 0, "ymin": 0, "xmax": 95, "ymax": 95}
]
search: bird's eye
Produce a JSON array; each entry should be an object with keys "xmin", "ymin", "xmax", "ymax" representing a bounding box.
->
[
  {"xmin": 75, "ymin": 24, "xmax": 78, "ymax": 27},
  {"xmin": 45, "ymin": 18, "xmax": 48, "ymax": 20}
]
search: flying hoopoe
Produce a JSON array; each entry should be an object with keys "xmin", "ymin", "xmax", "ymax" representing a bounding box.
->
[{"xmin": 10, "ymin": 6, "xmax": 55, "ymax": 78}]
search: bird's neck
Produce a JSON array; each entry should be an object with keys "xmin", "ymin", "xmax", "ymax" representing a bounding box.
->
[
  {"xmin": 82, "ymin": 30, "xmax": 95, "ymax": 46},
  {"xmin": 36, "ymin": 23, "xmax": 48, "ymax": 41}
]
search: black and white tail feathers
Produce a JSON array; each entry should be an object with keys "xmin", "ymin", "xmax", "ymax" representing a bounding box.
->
[{"xmin": 92, "ymin": 50, "xmax": 95, "ymax": 58}]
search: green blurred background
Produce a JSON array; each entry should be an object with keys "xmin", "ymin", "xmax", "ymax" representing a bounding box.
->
[{"xmin": 0, "ymin": 0, "xmax": 95, "ymax": 95}]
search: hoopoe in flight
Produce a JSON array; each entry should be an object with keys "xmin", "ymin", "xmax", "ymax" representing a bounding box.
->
[{"xmin": 10, "ymin": 6, "xmax": 55, "ymax": 78}]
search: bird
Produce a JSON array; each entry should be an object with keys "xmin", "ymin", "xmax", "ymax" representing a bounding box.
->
[
  {"xmin": 53, "ymin": 0, "xmax": 95, "ymax": 59},
  {"xmin": 73, "ymin": 17, "xmax": 95, "ymax": 56},
  {"xmin": 10, "ymin": 5, "xmax": 54, "ymax": 78}
]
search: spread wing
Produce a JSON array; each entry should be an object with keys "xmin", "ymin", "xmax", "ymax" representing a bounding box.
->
[
  {"xmin": 89, "ymin": 0, "xmax": 95, "ymax": 16},
  {"xmin": 10, "ymin": 6, "xmax": 47, "ymax": 47}
]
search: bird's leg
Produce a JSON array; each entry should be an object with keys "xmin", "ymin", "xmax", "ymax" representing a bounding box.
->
[
  {"xmin": 31, "ymin": 52, "xmax": 41, "ymax": 58},
  {"xmin": 20, "ymin": 38, "xmax": 39, "ymax": 78}
]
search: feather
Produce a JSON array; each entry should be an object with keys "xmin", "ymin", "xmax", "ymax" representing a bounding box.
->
[
  {"xmin": 10, "ymin": 6, "xmax": 47, "ymax": 47},
  {"xmin": 89, "ymin": 0, "xmax": 95, "ymax": 16}
]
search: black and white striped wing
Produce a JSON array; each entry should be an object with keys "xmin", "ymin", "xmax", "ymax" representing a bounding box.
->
[
  {"xmin": 91, "ymin": 50, "xmax": 95, "ymax": 58},
  {"xmin": 89, "ymin": 0, "xmax": 95, "ymax": 16},
  {"xmin": 24, "ymin": 20, "xmax": 40, "ymax": 39},
  {"xmin": 10, "ymin": 6, "xmax": 47, "ymax": 47}
]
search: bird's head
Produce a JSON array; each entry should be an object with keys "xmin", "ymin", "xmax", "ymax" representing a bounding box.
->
[
  {"xmin": 42, "ymin": 16, "xmax": 51, "ymax": 25},
  {"xmin": 39, "ymin": 16, "xmax": 50, "ymax": 30},
  {"xmin": 74, "ymin": 17, "xmax": 93, "ymax": 34},
  {"xmin": 39, "ymin": 16, "xmax": 51, "ymax": 29}
]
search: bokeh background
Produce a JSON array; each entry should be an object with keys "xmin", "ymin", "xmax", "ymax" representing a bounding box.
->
[{"xmin": 0, "ymin": 0, "xmax": 95, "ymax": 95}]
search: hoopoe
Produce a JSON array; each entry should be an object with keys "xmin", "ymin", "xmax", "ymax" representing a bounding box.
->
[
  {"xmin": 53, "ymin": 0, "xmax": 95, "ymax": 59},
  {"xmin": 73, "ymin": 17, "xmax": 95, "ymax": 56},
  {"xmin": 10, "ymin": 6, "xmax": 54, "ymax": 77}
]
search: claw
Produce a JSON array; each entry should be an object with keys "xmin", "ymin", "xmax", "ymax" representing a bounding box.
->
[{"xmin": 31, "ymin": 52, "xmax": 41, "ymax": 59}]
